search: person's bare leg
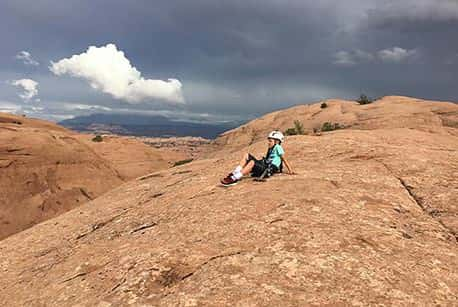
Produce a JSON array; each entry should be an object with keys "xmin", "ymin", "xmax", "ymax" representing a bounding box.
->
[
  {"xmin": 241, "ymin": 160, "xmax": 255, "ymax": 176},
  {"xmin": 226, "ymin": 154, "xmax": 253, "ymax": 181},
  {"xmin": 237, "ymin": 153, "xmax": 250, "ymax": 168}
]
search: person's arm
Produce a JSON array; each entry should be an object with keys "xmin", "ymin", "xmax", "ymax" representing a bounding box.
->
[{"xmin": 281, "ymin": 155, "xmax": 295, "ymax": 174}]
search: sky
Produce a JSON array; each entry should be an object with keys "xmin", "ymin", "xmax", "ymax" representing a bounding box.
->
[{"xmin": 1, "ymin": 0, "xmax": 457, "ymax": 123}]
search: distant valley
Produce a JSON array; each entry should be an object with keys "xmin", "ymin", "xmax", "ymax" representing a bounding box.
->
[{"xmin": 59, "ymin": 113, "xmax": 242, "ymax": 139}]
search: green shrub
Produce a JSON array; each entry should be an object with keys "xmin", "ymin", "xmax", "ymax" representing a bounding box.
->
[
  {"xmin": 321, "ymin": 122, "xmax": 341, "ymax": 132},
  {"xmin": 320, "ymin": 102, "xmax": 328, "ymax": 109},
  {"xmin": 173, "ymin": 158, "xmax": 193, "ymax": 167},
  {"xmin": 284, "ymin": 120, "xmax": 305, "ymax": 136},
  {"xmin": 92, "ymin": 135, "xmax": 103, "ymax": 142},
  {"xmin": 284, "ymin": 128, "xmax": 297, "ymax": 136},
  {"xmin": 294, "ymin": 120, "xmax": 305, "ymax": 135},
  {"xmin": 356, "ymin": 94, "xmax": 373, "ymax": 105}
]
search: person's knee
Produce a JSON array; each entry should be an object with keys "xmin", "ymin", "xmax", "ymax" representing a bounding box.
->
[
  {"xmin": 242, "ymin": 160, "xmax": 255, "ymax": 174},
  {"xmin": 247, "ymin": 153, "xmax": 257, "ymax": 162}
]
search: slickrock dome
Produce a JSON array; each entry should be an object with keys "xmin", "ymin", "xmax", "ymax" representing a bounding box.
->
[
  {"xmin": 0, "ymin": 113, "xmax": 124, "ymax": 239},
  {"xmin": 0, "ymin": 114, "xmax": 184, "ymax": 240},
  {"xmin": 75, "ymin": 134, "xmax": 170, "ymax": 181},
  {"xmin": 0, "ymin": 97, "xmax": 457, "ymax": 306},
  {"xmin": 215, "ymin": 96, "xmax": 458, "ymax": 149}
]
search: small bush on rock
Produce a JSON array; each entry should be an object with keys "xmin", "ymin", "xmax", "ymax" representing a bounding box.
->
[
  {"xmin": 357, "ymin": 94, "xmax": 373, "ymax": 105},
  {"xmin": 320, "ymin": 102, "xmax": 328, "ymax": 109},
  {"xmin": 284, "ymin": 120, "xmax": 305, "ymax": 136},
  {"xmin": 321, "ymin": 122, "xmax": 341, "ymax": 132},
  {"xmin": 294, "ymin": 120, "xmax": 304, "ymax": 134},
  {"xmin": 92, "ymin": 135, "xmax": 103, "ymax": 142},
  {"xmin": 284, "ymin": 128, "xmax": 297, "ymax": 136}
]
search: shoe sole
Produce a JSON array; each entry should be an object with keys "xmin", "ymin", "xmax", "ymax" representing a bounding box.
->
[{"xmin": 221, "ymin": 181, "xmax": 239, "ymax": 186}]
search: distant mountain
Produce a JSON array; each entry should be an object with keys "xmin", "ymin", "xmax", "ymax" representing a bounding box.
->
[{"xmin": 59, "ymin": 113, "xmax": 240, "ymax": 139}]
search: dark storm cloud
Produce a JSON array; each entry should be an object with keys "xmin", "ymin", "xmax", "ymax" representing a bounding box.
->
[{"xmin": 0, "ymin": 0, "xmax": 457, "ymax": 122}]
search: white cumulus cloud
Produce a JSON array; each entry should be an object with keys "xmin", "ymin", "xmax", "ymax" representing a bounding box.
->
[
  {"xmin": 49, "ymin": 44, "xmax": 185, "ymax": 104},
  {"xmin": 377, "ymin": 47, "xmax": 418, "ymax": 63},
  {"xmin": 354, "ymin": 49, "xmax": 375, "ymax": 62},
  {"xmin": 10, "ymin": 79, "xmax": 39, "ymax": 102},
  {"xmin": 15, "ymin": 51, "xmax": 39, "ymax": 66}
]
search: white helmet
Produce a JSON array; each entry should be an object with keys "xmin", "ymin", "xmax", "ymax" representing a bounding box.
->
[{"xmin": 267, "ymin": 130, "xmax": 284, "ymax": 143}]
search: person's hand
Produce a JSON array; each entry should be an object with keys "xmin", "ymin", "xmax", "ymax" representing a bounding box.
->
[{"xmin": 288, "ymin": 170, "xmax": 296, "ymax": 175}]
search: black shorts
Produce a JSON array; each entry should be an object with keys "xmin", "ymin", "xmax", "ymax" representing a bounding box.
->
[{"xmin": 247, "ymin": 154, "xmax": 279, "ymax": 177}]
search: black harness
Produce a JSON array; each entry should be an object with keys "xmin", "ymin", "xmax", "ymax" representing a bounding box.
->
[{"xmin": 261, "ymin": 144, "xmax": 283, "ymax": 178}]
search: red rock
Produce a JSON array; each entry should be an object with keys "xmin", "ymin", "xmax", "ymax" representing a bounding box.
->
[{"xmin": 0, "ymin": 96, "xmax": 456, "ymax": 305}]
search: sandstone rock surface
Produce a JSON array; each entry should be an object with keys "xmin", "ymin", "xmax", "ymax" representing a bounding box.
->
[
  {"xmin": 0, "ymin": 114, "xmax": 201, "ymax": 239},
  {"xmin": 0, "ymin": 97, "xmax": 457, "ymax": 306},
  {"xmin": 76, "ymin": 134, "xmax": 172, "ymax": 180},
  {"xmin": 0, "ymin": 113, "xmax": 125, "ymax": 239},
  {"xmin": 216, "ymin": 96, "xmax": 458, "ymax": 149}
]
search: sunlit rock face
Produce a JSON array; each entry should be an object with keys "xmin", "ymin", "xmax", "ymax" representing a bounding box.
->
[{"xmin": 0, "ymin": 96, "xmax": 457, "ymax": 305}]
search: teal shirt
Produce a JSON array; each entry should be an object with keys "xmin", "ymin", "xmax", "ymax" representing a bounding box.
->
[{"xmin": 267, "ymin": 144, "xmax": 284, "ymax": 168}]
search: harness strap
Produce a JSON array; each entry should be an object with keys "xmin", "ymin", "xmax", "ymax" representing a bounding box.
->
[{"xmin": 263, "ymin": 144, "xmax": 282, "ymax": 174}]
